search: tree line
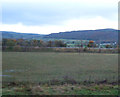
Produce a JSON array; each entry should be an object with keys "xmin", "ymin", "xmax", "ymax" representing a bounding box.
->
[
  {"xmin": 2, "ymin": 39, "xmax": 118, "ymax": 53},
  {"xmin": 2, "ymin": 39, "xmax": 66, "ymax": 47},
  {"xmin": 2, "ymin": 39, "xmax": 97, "ymax": 48}
]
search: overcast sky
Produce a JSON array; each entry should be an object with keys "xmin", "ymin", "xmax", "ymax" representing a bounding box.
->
[{"xmin": 0, "ymin": 0, "xmax": 119, "ymax": 34}]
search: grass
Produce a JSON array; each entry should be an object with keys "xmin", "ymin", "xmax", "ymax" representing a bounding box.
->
[
  {"xmin": 2, "ymin": 83, "xmax": 119, "ymax": 95},
  {"xmin": 2, "ymin": 52, "xmax": 118, "ymax": 83},
  {"xmin": 2, "ymin": 52, "xmax": 118, "ymax": 95}
]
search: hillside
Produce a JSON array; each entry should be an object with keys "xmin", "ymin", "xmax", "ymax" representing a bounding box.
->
[
  {"xmin": 1, "ymin": 29, "xmax": 118, "ymax": 42},
  {"xmin": 1, "ymin": 31, "xmax": 44, "ymax": 39},
  {"xmin": 44, "ymin": 29, "xmax": 118, "ymax": 42}
]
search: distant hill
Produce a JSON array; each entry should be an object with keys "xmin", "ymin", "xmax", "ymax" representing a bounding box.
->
[
  {"xmin": 1, "ymin": 29, "xmax": 118, "ymax": 42},
  {"xmin": 44, "ymin": 29, "xmax": 118, "ymax": 42},
  {"xmin": 1, "ymin": 31, "xmax": 45, "ymax": 39}
]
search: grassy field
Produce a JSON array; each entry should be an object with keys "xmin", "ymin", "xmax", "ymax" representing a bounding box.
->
[
  {"xmin": 2, "ymin": 52, "xmax": 118, "ymax": 83},
  {"xmin": 2, "ymin": 83, "xmax": 118, "ymax": 95},
  {"xmin": 2, "ymin": 52, "xmax": 118, "ymax": 95}
]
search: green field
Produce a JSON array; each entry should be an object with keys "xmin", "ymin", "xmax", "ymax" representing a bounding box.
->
[
  {"xmin": 2, "ymin": 52, "xmax": 119, "ymax": 95},
  {"xmin": 2, "ymin": 84, "xmax": 118, "ymax": 95},
  {"xmin": 2, "ymin": 52, "xmax": 118, "ymax": 83}
]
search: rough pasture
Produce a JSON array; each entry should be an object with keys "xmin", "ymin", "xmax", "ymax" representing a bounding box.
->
[{"xmin": 2, "ymin": 52, "xmax": 118, "ymax": 83}]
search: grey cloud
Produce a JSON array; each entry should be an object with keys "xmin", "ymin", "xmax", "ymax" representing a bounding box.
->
[{"xmin": 2, "ymin": 1, "xmax": 117, "ymax": 25}]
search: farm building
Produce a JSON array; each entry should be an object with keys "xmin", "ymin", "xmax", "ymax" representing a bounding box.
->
[{"xmin": 99, "ymin": 42, "xmax": 117, "ymax": 48}]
